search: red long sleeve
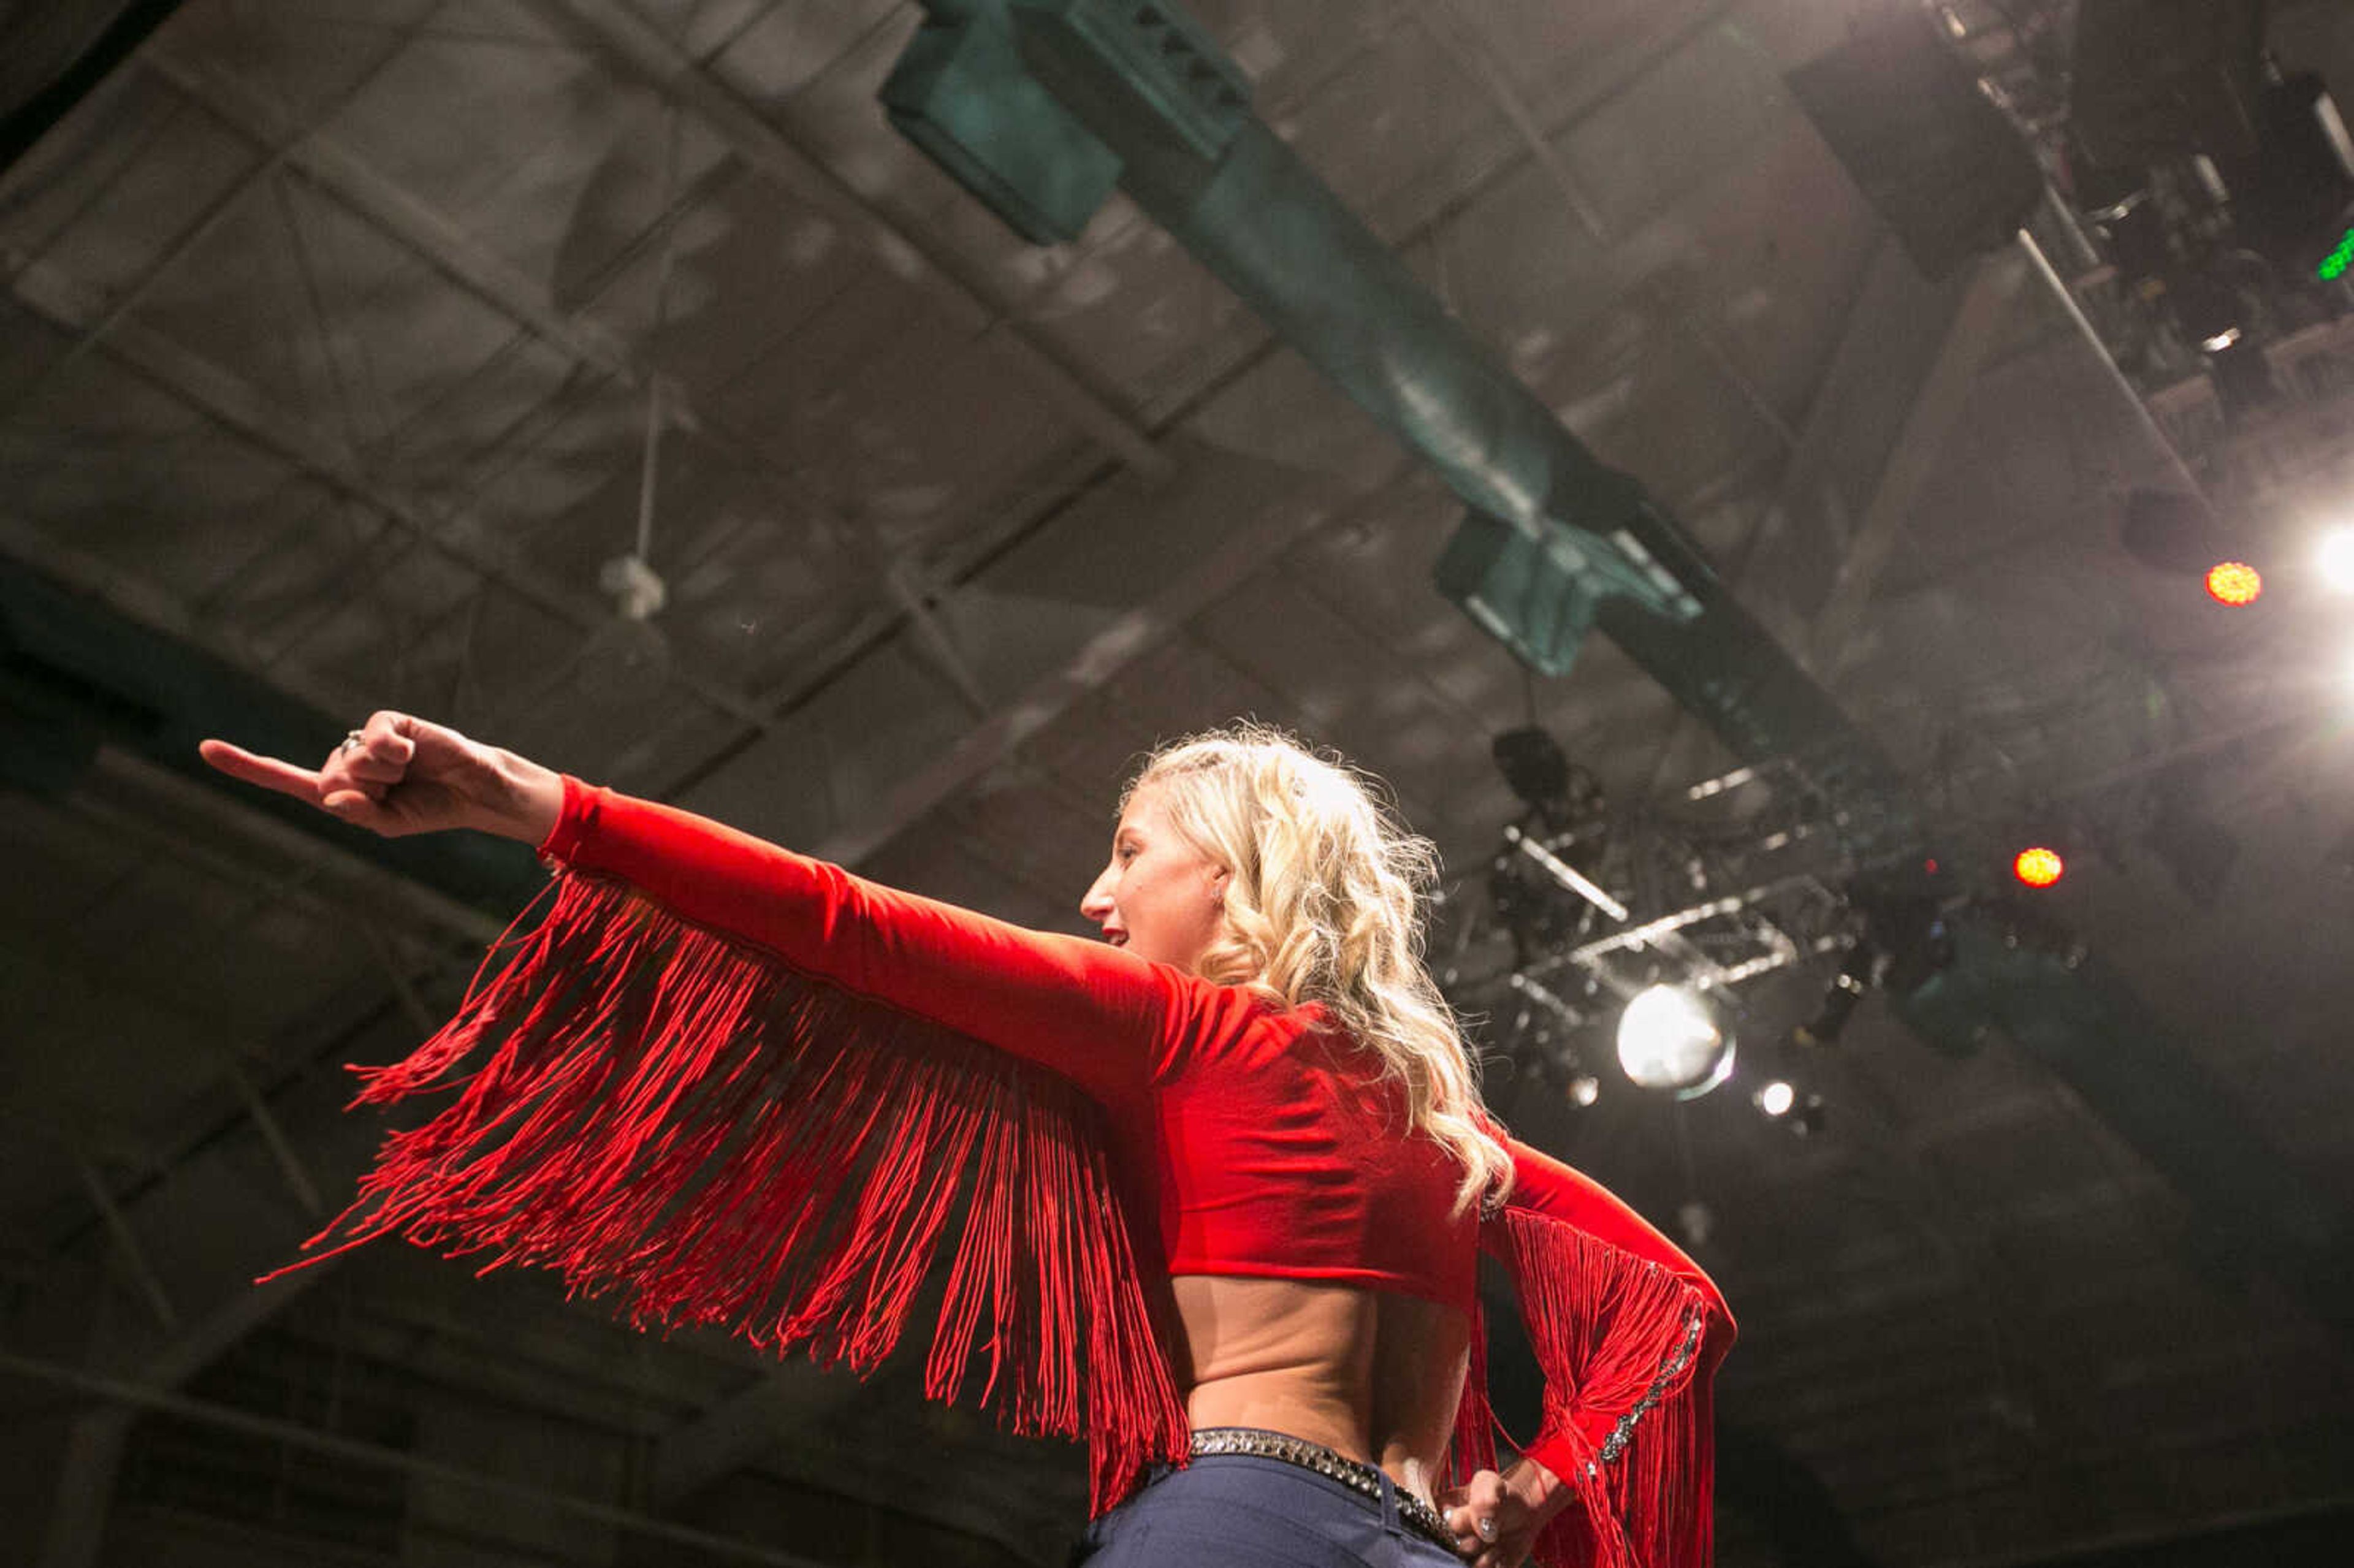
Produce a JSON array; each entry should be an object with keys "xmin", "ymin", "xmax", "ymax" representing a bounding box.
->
[
  {"xmin": 1491, "ymin": 1131, "xmax": 1733, "ymax": 1323},
  {"xmin": 1464, "ymin": 1123, "xmax": 1733, "ymax": 1568},
  {"xmin": 540, "ymin": 776, "xmax": 1188, "ymax": 1110},
  {"xmin": 1488, "ymin": 1131, "xmax": 1734, "ymax": 1488}
]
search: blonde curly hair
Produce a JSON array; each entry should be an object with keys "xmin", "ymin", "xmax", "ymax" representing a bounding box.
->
[{"xmin": 1127, "ymin": 722, "xmax": 1511, "ymax": 1217}]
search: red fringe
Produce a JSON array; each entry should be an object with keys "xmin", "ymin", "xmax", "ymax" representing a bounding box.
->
[
  {"xmin": 1486, "ymin": 1208, "xmax": 1720, "ymax": 1568},
  {"xmin": 267, "ymin": 871, "xmax": 1188, "ymax": 1512},
  {"xmin": 1449, "ymin": 1295, "xmax": 1499, "ymax": 1485}
]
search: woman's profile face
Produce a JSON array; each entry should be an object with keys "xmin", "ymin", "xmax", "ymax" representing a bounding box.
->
[{"xmin": 1080, "ymin": 782, "xmax": 1229, "ymax": 973}]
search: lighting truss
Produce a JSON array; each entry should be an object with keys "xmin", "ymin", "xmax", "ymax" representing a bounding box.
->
[{"xmin": 1449, "ymin": 746, "xmax": 1868, "ymax": 1108}]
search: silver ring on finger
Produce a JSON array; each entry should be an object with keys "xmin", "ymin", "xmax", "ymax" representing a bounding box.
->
[
  {"xmin": 1475, "ymin": 1516, "xmax": 1499, "ymax": 1543},
  {"xmin": 340, "ymin": 729, "xmax": 367, "ymax": 754}
]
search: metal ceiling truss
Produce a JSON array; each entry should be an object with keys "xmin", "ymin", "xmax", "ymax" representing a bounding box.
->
[
  {"xmin": 135, "ymin": 42, "xmax": 853, "ymax": 544},
  {"xmin": 534, "ymin": 0, "xmax": 1172, "ymax": 482}
]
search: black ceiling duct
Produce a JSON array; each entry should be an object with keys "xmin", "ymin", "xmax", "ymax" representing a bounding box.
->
[
  {"xmin": 1786, "ymin": 8, "xmax": 2046, "ymax": 279},
  {"xmin": 2070, "ymin": 0, "xmax": 2271, "ymax": 166}
]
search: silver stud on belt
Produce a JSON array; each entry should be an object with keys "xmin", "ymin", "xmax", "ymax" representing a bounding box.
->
[{"xmin": 1188, "ymin": 1427, "xmax": 1455, "ymax": 1551}]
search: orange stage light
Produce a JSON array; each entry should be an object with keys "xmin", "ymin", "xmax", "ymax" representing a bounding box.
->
[
  {"xmin": 2013, "ymin": 847, "xmax": 2065, "ymax": 888},
  {"xmin": 2204, "ymin": 561, "xmax": 2262, "ymax": 606}
]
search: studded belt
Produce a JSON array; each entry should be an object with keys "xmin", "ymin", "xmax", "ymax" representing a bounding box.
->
[{"xmin": 1188, "ymin": 1426, "xmax": 1456, "ymax": 1552}]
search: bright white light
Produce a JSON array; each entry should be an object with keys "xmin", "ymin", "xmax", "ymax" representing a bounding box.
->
[
  {"xmin": 2320, "ymin": 528, "xmax": 2354, "ymax": 593},
  {"xmin": 1566, "ymin": 1074, "xmax": 1602, "ymax": 1108},
  {"xmin": 1616, "ymin": 985, "xmax": 1736, "ymax": 1097},
  {"xmin": 2200, "ymin": 327, "xmax": 2242, "ymax": 352},
  {"xmin": 1756, "ymin": 1080, "xmax": 1797, "ymax": 1117}
]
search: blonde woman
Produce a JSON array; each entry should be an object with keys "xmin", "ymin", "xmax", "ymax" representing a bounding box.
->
[{"xmin": 203, "ymin": 712, "xmax": 1732, "ymax": 1568}]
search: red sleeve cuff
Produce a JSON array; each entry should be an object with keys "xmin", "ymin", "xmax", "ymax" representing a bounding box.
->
[
  {"xmin": 1522, "ymin": 1429, "xmax": 1591, "ymax": 1490},
  {"xmin": 536, "ymin": 775, "xmax": 597, "ymax": 865}
]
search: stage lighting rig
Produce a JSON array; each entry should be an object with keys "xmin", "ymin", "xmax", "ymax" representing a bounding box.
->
[
  {"xmin": 1793, "ymin": 936, "xmax": 1881, "ymax": 1048},
  {"xmin": 1492, "ymin": 726, "xmax": 1604, "ymax": 827},
  {"xmin": 1456, "ymin": 736, "xmax": 1868, "ymax": 1105},
  {"xmin": 1617, "ymin": 984, "xmax": 1739, "ymax": 1099},
  {"xmin": 1750, "ymin": 1078, "xmax": 1827, "ymax": 1136}
]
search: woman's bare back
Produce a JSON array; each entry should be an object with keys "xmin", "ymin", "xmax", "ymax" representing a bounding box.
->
[{"xmin": 1171, "ymin": 1274, "xmax": 1473, "ymax": 1507}]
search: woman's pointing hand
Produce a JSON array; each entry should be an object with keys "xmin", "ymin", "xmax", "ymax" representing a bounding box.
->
[{"xmin": 199, "ymin": 711, "xmax": 562, "ymax": 843}]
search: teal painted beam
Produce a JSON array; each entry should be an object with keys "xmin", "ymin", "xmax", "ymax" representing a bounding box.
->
[{"xmin": 901, "ymin": 0, "xmax": 1904, "ymax": 842}]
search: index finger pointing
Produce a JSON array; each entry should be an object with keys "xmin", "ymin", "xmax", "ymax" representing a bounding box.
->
[{"xmin": 199, "ymin": 739, "xmax": 327, "ymax": 806}]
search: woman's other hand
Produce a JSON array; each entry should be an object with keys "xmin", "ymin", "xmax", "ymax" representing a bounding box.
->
[
  {"xmin": 1440, "ymin": 1457, "xmax": 1563, "ymax": 1568},
  {"xmin": 199, "ymin": 711, "xmax": 563, "ymax": 843}
]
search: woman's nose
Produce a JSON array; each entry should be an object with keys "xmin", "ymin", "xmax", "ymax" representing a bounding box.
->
[{"xmin": 1079, "ymin": 868, "xmax": 1114, "ymax": 921}]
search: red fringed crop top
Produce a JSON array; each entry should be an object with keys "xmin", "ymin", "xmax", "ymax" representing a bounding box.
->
[
  {"xmin": 541, "ymin": 780, "xmax": 1726, "ymax": 1318},
  {"xmin": 295, "ymin": 778, "xmax": 1732, "ymax": 1568}
]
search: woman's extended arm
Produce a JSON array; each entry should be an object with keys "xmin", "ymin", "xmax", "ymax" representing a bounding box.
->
[
  {"xmin": 541, "ymin": 778, "xmax": 1189, "ymax": 1101},
  {"xmin": 200, "ymin": 712, "xmax": 1185, "ymax": 1103},
  {"xmin": 208, "ymin": 715, "xmax": 1197, "ymax": 1501}
]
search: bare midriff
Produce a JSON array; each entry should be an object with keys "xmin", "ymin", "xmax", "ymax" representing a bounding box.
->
[{"xmin": 1171, "ymin": 1274, "xmax": 1473, "ymax": 1509}]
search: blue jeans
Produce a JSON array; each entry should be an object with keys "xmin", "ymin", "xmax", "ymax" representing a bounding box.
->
[{"xmin": 1073, "ymin": 1454, "xmax": 1463, "ymax": 1568}]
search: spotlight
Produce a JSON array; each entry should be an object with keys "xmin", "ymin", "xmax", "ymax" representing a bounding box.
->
[
  {"xmin": 1616, "ymin": 984, "xmax": 1737, "ymax": 1098},
  {"xmin": 1566, "ymin": 1073, "xmax": 1602, "ymax": 1108},
  {"xmin": 1755, "ymin": 1079, "xmax": 1797, "ymax": 1117},
  {"xmin": 1794, "ymin": 939, "xmax": 1877, "ymax": 1048},
  {"xmin": 1493, "ymin": 727, "xmax": 1571, "ymax": 811},
  {"xmin": 2013, "ymin": 847, "xmax": 2065, "ymax": 888},
  {"xmin": 2204, "ymin": 561, "xmax": 2263, "ymax": 606},
  {"xmin": 2319, "ymin": 529, "xmax": 2354, "ymax": 593},
  {"xmin": 2166, "ymin": 273, "xmax": 2243, "ymax": 359}
]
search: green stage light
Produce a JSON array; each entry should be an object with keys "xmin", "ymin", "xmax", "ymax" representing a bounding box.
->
[{"xmin": 2322, "ymin": 227, "xmax": 2354, "ymax": 281}]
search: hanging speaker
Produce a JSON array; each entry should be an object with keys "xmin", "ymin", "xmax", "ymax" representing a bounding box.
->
[
  {"xmin": 2069, "ymin": 0, "xmax": 2269, "ymax": 167},
  {"xmin": 1786, "ymin": 10, "xmax": 2044, "ymax": 280}
]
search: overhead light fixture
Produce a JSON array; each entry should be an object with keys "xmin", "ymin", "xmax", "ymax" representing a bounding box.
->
[
  {"xmin": 1794, "ymin": 938, "xmax": 1877, "ymax": 1047},
  {"xmin": 2204, "ymin": 561, "xmax": 2263, "ymax": 606},
  {"xmin": 1566, "ymin": 1073, "xmax": 1602, "ymax": 1108},
  {"xmin": 2199, "ymin": 327, "xmax": 2242, "ymax": 352},
  {"xmin": 2013, "ymin": 847, "xmax": 2065, "ymax": 888},
  {"xmin": 1616, "ymin": 984, "xmax": 1736, "ymax": 1098},
  {"xmin": 1754, "ymin": 1079, "xmax": 1797, "ymax": 1117}
]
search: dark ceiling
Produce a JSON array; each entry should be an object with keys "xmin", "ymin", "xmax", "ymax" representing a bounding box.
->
[{"xmin": 4, "ymin": 3, "xmax": 2353, "ymax": 1567}]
